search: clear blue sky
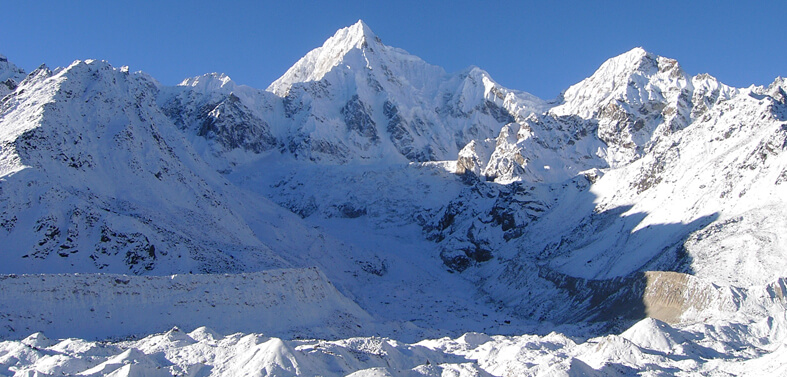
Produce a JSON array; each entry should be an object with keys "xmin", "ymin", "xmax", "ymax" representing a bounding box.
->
[{"xmin": 2, "ymin": 1, "xmax": 784, "ymax": 99}]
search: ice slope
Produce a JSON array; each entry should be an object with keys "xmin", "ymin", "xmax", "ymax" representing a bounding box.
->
[{"xmin": 2, "ymin": 315, "xmax": 786, "ymax": 376}]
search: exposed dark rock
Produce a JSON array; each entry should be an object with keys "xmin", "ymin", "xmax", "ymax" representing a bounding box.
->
[
  {"xmin": 384, "ymin": 100, "xmax": 431, "ymax": 161},
  {"xmin": 342, "ymin": 95, "xmax": 379, "ymax": 142},
  {"xmin": 197, "ymin": 94, "xmax": 277, "ymax": 153}
]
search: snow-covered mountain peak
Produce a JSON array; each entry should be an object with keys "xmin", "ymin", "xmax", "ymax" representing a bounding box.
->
[
  {"xmin": 345, "ymin": 19, "xmax": 379, "ymax": 45},
  {"xmin": 761, "ymin": 76, "xmax": 787, "ymax": 102},
  {"xmin": 0, "ymin": 54, "xmax": 27, "ymax": 97},
  {"xmin": 246, "ymin": 21, "xmax": 550, "ymax": 164},
  {"xmin": 543, "ymin": 48, "xmax": 695, "ymax": 166},
  {"xmin": 267, "ymin": 20, "xmax": 396, "ymax": 96},
  {"xmin": 0, "ymin": 54, "xmax": 26, "ymax": 81},
  {"xmin": 551, "ymin": 47, "xmax": 688, "ymax": 119}
]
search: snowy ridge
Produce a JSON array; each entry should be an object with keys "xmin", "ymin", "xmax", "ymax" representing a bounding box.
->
[
  {"xmin": 160, "ymin": 73, "xmax": 281, "ymax": 171},
  {"xmin": 158, "ymin": 20, "xmax": 551, "ymax": 167},
  {"xmin": 551, "ymin": 47, "xmax": 688, "ymax": 119}
]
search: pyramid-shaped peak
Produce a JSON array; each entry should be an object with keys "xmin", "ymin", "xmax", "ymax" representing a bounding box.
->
[
  {"xmin": 351, "ymin": 20, "xmax": 377, "ymax": 38},
  {"xmin": 267, "ymin": 20, "xmax": 387, "ymax": 95},
  {"xmin": 551, "ymin": 47, "xmax": 687, "ymax": 118},
  {"xmin": 597, "ymin": 47, "xmax": 684, "ymax": 84},
  {"xmin": 598, "ymin": 47, "xmax": 660, "ymax": 74},
  {"xmin": 328, "ymin": 19, "xmax": 381, "ymax": 49}
]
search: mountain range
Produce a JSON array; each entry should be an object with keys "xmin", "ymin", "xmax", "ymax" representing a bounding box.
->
[{"xmin": 1, "ymin": 20, "xmax": 786, "ymax": 376}]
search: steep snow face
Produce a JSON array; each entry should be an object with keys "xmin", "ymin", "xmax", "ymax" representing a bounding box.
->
[
  {"xmin": 0, "ymin": 60, "xmax": 269, "ymax": 274},
  {"xmin": 543, "ymin": 78, "xmax": 787, "ymax": 285}
]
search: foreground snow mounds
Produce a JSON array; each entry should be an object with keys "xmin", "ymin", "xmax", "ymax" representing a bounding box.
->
[
  {"xmin": 0, "ymin": 268, "xmax": 374, "ymax": 340},
  {"xmin": 2, "ymin": 317, "xmax": 786, "ymax": 376}
]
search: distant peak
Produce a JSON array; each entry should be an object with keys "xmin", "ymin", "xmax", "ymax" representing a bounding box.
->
[
  {"xmin": 624, "ymin": 46, "xmax": 649, "ymax": 57},
  {"xmin": 551, "ymin": 47, "xmax": 688, "ymax": 118},
  {"xmin": 580, "ymin": 47, "xmax": 684, "ymax": 84},
  {"xmin": 352, "ymin": 19, "xmax": 375, "ymax": 37},
  {"xmin": 330, "ymin": 20, "xmax": 381, "ymax": 49},
  {"xmin": 0, "ymin": 54, "xmax": 27, "ymax": 84},
  {"xmin": 267, "ymin": 21, "xmax": 385, "ymax": 95},
  {"xmin": 601, "ymin": 47, "xmax": 658, "ymax": 72}
]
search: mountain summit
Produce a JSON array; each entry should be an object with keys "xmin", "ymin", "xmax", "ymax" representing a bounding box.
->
[
  {"xmin": 256, "ymin": 21, "xmax": 547, "ymax": 163},
  {"xmin": 268, "ymin": 20, "xmax": 384, "ymax": 96},
  {"xmin": 0, "ymin": 54, "xmax": 26, "ymax": 97}
]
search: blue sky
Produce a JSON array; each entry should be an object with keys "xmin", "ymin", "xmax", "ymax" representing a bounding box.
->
[{"xmin": 2, "ymin": 1, "xmax": 784, "ymax": 99}]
